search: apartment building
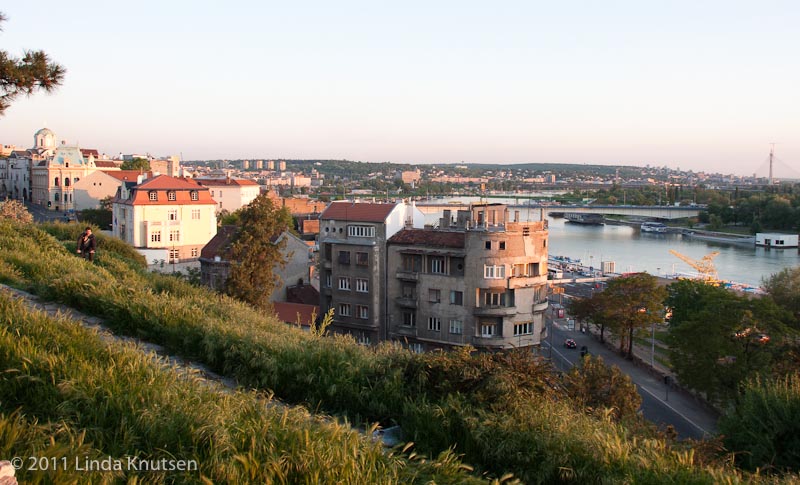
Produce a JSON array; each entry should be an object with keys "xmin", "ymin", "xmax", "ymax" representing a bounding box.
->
[
  {"xmin": 318, "ymin": 201, "xmax": 424, "ymax": 345},
  {"xmin": 387, "ymin": 203, "xmax": 549, "ymax": 351}
]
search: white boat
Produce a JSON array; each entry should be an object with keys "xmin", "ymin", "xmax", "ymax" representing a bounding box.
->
[{"xmin": 640, "ymin": 222, "xmax": 667, "ymax": 233}]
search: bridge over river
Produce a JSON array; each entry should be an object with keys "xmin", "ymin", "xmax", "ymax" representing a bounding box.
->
[{"xmin": 415, "ymin": 203, "xmax": 703, "ymax": 220}]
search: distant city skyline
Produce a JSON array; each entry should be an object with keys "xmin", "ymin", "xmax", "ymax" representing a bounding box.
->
[{"xmin": 1, "ymin": 1, "xmax": 798, "ymax": 177}]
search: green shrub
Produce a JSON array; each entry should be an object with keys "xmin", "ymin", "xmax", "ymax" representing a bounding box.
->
[{"xmin": 720, "ymin": 374, "xmax": 800, "ymax": 473}]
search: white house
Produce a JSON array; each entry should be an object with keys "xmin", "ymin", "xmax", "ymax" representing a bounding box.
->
[
  {"xmin": 195, "ymin": 176, "xmax": 261, "ymax": 213},
  {"xmin": 73, "ymin": 170, "xmax": 152, "ymax": 211},
  {"xmin": 756, "ymin": 233, "xmax": 799, "ymax": 249}
]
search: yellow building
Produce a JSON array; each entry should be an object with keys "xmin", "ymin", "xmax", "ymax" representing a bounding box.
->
[
  {"xmin": 31, "ymin": 144, "xmax": 98, "ymax": 212},
  {"xmin": 112, "ymin": 175, "xmax": 217, "ymax": 262}
]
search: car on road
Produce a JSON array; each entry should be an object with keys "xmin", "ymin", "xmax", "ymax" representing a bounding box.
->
[{"xmin": 564, "ymin": 338, "xmax": 577, "ymax": 349}]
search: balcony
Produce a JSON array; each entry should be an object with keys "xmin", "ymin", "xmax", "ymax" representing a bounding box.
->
[
  {"xmin": 473, "ymin": 305, "xmax": 517, "ymax": 317},
  {"xmin": 396, "ymin": 271, "xmax": 418, "ymax": 281},
  {"xmin": 533, "ymin": 300, "xmax": 549, "ymax": 312},
  {"xmin": 395, "ymin": 296, "xmax": 418, "ymax": 309},
  {"xmin": 323, "ymin": 260, "xmax": 332, "ymax": 269}
]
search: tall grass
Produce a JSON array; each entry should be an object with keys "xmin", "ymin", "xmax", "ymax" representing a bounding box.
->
[
  {"xmin": 0, "ymin": 220, "xmax": 789, "ymax": 483},
  {"xmin": 0, "ymin": 290, "xmax": 486, "ymax": 484}
]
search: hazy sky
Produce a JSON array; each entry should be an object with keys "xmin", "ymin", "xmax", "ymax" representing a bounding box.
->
[{"xmin": 1, "ymin": 1, "xmax": 798, "ymax": 176}]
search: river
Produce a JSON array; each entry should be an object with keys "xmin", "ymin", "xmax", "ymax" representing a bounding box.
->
[{"xmin": 419, "ymin": 197, "xmax": 800, "ymax": 288}]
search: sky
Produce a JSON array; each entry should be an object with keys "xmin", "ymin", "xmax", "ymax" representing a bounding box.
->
[{"xmin": 1, "ymin": 1, "xmax": 798, "ymax": 176}]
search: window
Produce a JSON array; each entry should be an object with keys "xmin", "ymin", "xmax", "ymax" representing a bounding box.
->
[
  {"xmin": 168, "ymin": 210, "xmax": 178, "ymax": 221},
  {"xmin": 324, "ymin": 273, "xmax": 332, "ymax": 288},
  {"xmin": 167, "ymin": 190, "xmax": 176, "ymax": 201},
  {"xmin": 409, "ymin": 343, "xmax": 423, "ymax": 353},
  {"xmin": 428, "ymin": 317, "xmax": 441, "ymax": 332},
  {"xmin": 528, "ymin": 262, "xmax": 540, "ymax": 276},
  {"xmin": 192, "ymin": 209, "xmax": 201, "ymax": 220},
  {"xmin": 513, "ymin": 264, "xmax": 526, "ymax": 277},
  {"xmin": 150, "ymin": 231, "xmax": 161, "ymax": 243},
  {"xmin": 356, "ymin": 332, "xmax": 370, "ymax": 345},
  {"xmin": 348, "ymin": 225, "xmax": 375, "ymax": 237},
  {"xmin": 54, "ymin": 193, "xmax": 59, "ymax": 202},
  {"xmin": 484, "ymin": 264, "xmax": 505, "ymax": 279},
  {"xmin": 339, "ymin": 304, "xmax": 351, "ymax": 316},
  {"xmin": 356, "ymin": 252, "xmax": 368, "ymax": 266},
  {"xmin": 449, "ymin": 290, "xmax": 463, "ymax": 305},
  {"xmin": 338, "ymin": 251, "xmax": 351, "ymax": 265},
  {"xmin": 485, "ymin": 241, "xmax": 491, "ymax": 250},
  {"xmin": 401, "ymin": 254, "xmax": 422, "ymax": 272},
  {"xmin": 338, "ymin": 277, "xmax": 351, "ymax": 291},
  {"xmin": 481, "ymin": 324, "xmax": 496, "ymax": 337},
  {"xmin": 403, "ymin": 312, "xmax": 416, "ymax": 327},
  {"xmin": 449, "ymin": 319, "xmax": 463, "ymax": 335},
  {"xmin": 190, "ymin": 190, "xmax": 198, "ymax": 201},
  {"xmin": 356, "ymin": 278, "xmax": 369, "ymax": 292},
  {"xmin": 169, "ymin": 230, "xmax": 180, "ymax": 242},
  {"xmin": 429, "ymin": 256, "xmax": 445, "ymax": 274},
  {"xmin": 149, "ymin": 191, "xmax": 157, "ymax": 201},
  {"xmin": 211, "ymin": 190, "xmax": 214, "ymax": 197},
  {"xmin": 484, "ymin": 292, "xmax": 507, "ymax": 307},
  {"xmin": 499, "ymin": 241, "xmax": 506, "ymax": 250},
  {"xmin": 54, "ymin": 177, "xmax": 59, "ymax": 186},
  {"xmin": 428, "ymin": 288, "xmax": 441, "ymax": 303},
  {"xmin": 513, "ymin": 323, "xmax": 533, "ymax": 336},
  {"xmin": 357, "ymin": 305, "xmax": 369, "ymax": 319},
  {"xmin": 401, "ymin": 284, "xmax": 415, "ymax": 298},
  {"xmin": 169, "ymin": 249, "xmax": 179, "ymax": 262},
  {"xmin": 191, "ymin": 248, "xmax": 198, "ymax": 257}
]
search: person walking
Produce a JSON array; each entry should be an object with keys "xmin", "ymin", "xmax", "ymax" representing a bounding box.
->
[{"xmin": 76, "ymin": 227, "xmax": 96, "ymax": 262}]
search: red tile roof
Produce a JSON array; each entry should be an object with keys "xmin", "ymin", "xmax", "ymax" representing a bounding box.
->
[
  {"xmin": 105, "ymin": 170, "xmax": 153, "ymax": 182},
  {"xmin": 95, "ymin": 160, "xmax": 119, "ymax": 168},
  {"xmin": 387, "ymin": 229, "xmax": 466, "ymax": 248},
  {"xmin": 200, "ymin": 225, "xmax": 237, "ymax": 260},
  {"xmin": 117, "ymin": 175, "xmax": 216, "ymax": 206},
  {"xmin": 320, "ymin": 201, "xmax": 397, "ymax": 222},
  {"xmin": 80, "ymin": 149, "xmax": 100, "ymax": 158},
  {"xmin": 273, "ymin": 302, "xmax": 319, "ymax": 327},
  {"xmin": 137, "ymin": 175, "xmax": 204, "ymax": 190}
]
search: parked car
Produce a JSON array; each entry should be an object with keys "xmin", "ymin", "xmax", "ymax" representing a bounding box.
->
[{"xmin": 564, "ymin": 338, "xmax": 577, "ymax": 349}]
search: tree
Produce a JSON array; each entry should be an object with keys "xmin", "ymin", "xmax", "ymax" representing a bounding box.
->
[
  {"xmin": 224, "ymin": 193, "xmax": 293, "ymax": 310},
  {"xmin": 562, "ymin": 355, "xmax": 642, "ymax": 422},
  {"xmin": 666, "ymin": 280, "xmax": 790, "ymax": 403},
  {"xmin": 763, "ymin": 267, "xmax": 800, "ymax": 326},
  {"xmin": 0, "ymin": 199, "xmax": 32, "ymax": 223},
  {"xmin": 573, "ymin": 273, "xmax": 666, "ymax": 358},
  {"xmin": 0, "ymin": 12, "xmax": 65, "ymax": 116},
  {"xmin": 120, "ymin": 157, "xmax": 151, "ymax": 171}
]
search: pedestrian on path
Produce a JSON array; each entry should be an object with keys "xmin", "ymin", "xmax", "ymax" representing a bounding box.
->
[{"xmin": 76, "ymin": 227, "xmax": 96, "ymax": 262}]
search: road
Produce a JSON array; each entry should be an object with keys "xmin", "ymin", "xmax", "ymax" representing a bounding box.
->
[{"xmin": 543, "ymin": 281, "xmax": 719, "ymax": 440}]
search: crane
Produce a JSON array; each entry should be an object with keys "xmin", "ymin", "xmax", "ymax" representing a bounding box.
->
[{"xmin": 669, "ymin": 250, "xmax": 720, "ymax": 283}]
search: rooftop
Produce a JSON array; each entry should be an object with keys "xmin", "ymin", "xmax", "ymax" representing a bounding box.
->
[{"xmin": 320, "ymin": 201, "xmax": 398, "ymax": 223}]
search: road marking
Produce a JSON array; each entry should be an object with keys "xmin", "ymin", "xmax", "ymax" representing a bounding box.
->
[
  {"xmin": 637, "ymin": 384, "xmax": 709, "ymax": 436},
  {"xmin": 545, "ymin": 342, "xmax": 710, "ymax": 437}
]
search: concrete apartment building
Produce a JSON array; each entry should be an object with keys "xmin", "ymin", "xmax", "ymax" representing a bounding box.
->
[
  {"xmin": 318, "ymin": 201, "xmax": 424, "ymax": 345},
  {"xmin": 112, "ymin": 175, "xmax": 217, "ymax": 262},
  {"xmin": 387, "ymin": 203, "xmax": 549, "ymax": 351}
]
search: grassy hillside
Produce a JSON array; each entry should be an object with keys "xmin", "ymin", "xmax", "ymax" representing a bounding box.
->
[{"xmin": 0, "ymin": 220, "xmax": 789, "ymax": 483}]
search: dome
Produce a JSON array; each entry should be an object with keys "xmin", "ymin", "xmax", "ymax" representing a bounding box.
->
[
  {"xmin": 34, "ymin": 127, "xmax": 55, "ymax": 138},
  {"xmin": 33, "ymin": 127, "xmax": 57, "ymax": 151}
]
